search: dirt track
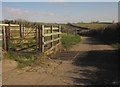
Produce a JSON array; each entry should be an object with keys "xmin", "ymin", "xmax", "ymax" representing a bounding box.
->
[
  {"xmin": 2, "ymin": 36, "xmax": 119, "ymax": 85},
  {"xmin": 0, "ymin": 47, "xmax": 2, "ymax": 86}
]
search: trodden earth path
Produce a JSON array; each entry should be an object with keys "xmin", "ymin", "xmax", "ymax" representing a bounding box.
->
[{"xmin": 2, "ymin": 36, "xmax": 119, "ymax": 85}]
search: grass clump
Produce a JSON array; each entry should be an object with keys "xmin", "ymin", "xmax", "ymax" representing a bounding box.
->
[
  {"xmin": 2, "ymin": 51, "xmax": 46, "ymax": 68},
  {"xmin": 112, "ymin": 43, "xmax": 120, "ymax": 51},
  {"xmin": 61, "ymin": 33, "xmax": 81, "ymax": 49}
]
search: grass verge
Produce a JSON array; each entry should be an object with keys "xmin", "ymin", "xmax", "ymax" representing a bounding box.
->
[
  {"xmin": 2, "ymin": 33, "xmax": 81, "ymax": 68},
  {"xmin": 61, "ymin": 33, "xmax": 81, "ymax": 49},
  {"xmin": 2, "ymin": 50, "xmax": 46, "ymax": 68}
]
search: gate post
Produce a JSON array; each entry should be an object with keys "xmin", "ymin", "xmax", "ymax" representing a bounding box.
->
[
  {"xmin": 19, "ymin": 24, "xmax": 22, "ymax": 38},
  {"xmin": 22, "ymin": 24, "xmax": 24, "ymax": 38},
  {"xmin": 8, "ymin": 23, "xmax": 11, "ymax": 39},
  {"xmin": 58, "ymin": 25, "xmax": 61, "ymax": 43},
  {"xmin": 38, "ymin": 25, "xmax": 41, "ymax": 51},
  {"xmin": 5, "ymin": 26, "xmax": 10, "ymax": 51},
  {"xmin": 41, "ymin": 25, "xmax": 44, "ymax": 52},
  {"xmin": 50, "ymin": 25, "xmax": 53, "ymax": 47},
  {"xmin": 38, "ymin": 25, "xmax": 44, "ymax": 52},
  {"xmin": 2, "ymin": 26, "xmax": 4, "ymax": 49}
]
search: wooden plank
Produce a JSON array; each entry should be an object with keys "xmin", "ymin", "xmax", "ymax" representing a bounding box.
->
[
  {"xmin": 53, "ymin": 27, "xmax": 59, "ymax": 30},
  {"xmin": 44, "ymin": 27, "xmax": 58, "ymax": 30},
  {"xmin": 44, "ymin": 27, "xmax": 50, "ymax": 30},
  {"xmin": 45, "ymin": 42, "xmax": 61, "ymax": 55},
  {"xmin": 0, "ymin": 24, "xmax": 9, "ymax": 26},
  {"xmin": 44, "ymin": 37, "xmax": 61, "ymax": 45},
  {"xmin": 44, "ymin": 32, "xmax": 61, "ymax": 37},
  {"xmin": 8, "ymin": 23, "xmax": 10, "ymax": 39},
  {"xmin": 0, "ymin": 24, "xmax": 19, "ymax": 27},
  {"xmin": 42, "ymin": 25, "xmax": 45, "ymax": 52},
  {"xmin": 10, "ymin": 24, "xmax": 20, "ymax": 27},
  {"xmin": 11, "ymin": 37, "xmax": 36, "ymax": 40},
  {"xmin": 10, "ymin": 29, "xmax": 20, "ymax": 30}
]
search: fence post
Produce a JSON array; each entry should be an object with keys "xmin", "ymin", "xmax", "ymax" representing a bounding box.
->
[
  {"xmin": 22, "ymin": 24, "xmax": 25, "ymax": 37},
  {"xmin": 21, "ymin": 24, "xmax": 24, "ymax": 37},
  {"xmin": 36, "ymin": 26, "xmax": 38, "ymax": 50},
  {"xmin": 58, "ymin": 25, "xmax": 61, "ymax": 43},
  {"xmin": 19, "ymin": 24, "xmax": 22, "ymax": 37},
  {"xmin": 41, "ymin": 25, "xmax": 45, "ymax": 52},
  {"xmin": 5, "ymin": 26, "xmax": 9, "ymax": 51},
  {"xmin": 51, "ymin": 25, "xmax": 53, "ymax": 47},
  {"xmin": 2, "ymin": 26, "xmax": 4, "ymax": 49},
  {"xmin": 8, "ymin": 23, "xmax": 11, "ymax": 39},
  {"xmin": 75, "ymin": 28, "xmax": 77, "ymax": 36},
  {"xmin": 38, "ymin": 26, "xmax": 41, "ymax": 51},
  {"xmin": 38, "ymin": 25, "xmax": 44, "ymax": 52}
]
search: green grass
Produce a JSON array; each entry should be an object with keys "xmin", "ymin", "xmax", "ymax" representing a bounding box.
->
[
  {"xmin": 61, "ymin": 33, "xmax": 81, "ymax": 49},
  {"xmin": 3, "ymin": 27, "xmax": 81, "ymax": 68},
  {"xmin": 2, "ymin": 50, "xmax": 46, "ymax": 68},
  {"xmin": 0, "ymin": 40, "xmax": 2, "ymax": 47},
  {"xmin": 73, "ymin": 23, "xmax": 109, "ymax": 29},
  {"xmin": 112, "ymin": 43, "xmax": 120, "ymax": 50}
]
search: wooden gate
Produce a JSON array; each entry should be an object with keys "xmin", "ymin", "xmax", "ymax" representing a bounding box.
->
[
  {"xmin": 1, "ymin": 24, "xmax": 62, "ymax": 55},
  {"xmin": 1, "ymin": 24, "xmax": 37, "ymax": 52},
  {"xmin": 37, "ymin": 25, "xmax": 61, "ymax": 55}
]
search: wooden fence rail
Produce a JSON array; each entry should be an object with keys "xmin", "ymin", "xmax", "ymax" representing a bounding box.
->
[
  {"xmin": 1, "ymin": 24, "xmax": 62, "ymax": 55},
  {"xmin": 0, "ymin": 24, "xmax": 25, "ymax": 51},
  {"xmin": 0, "ymin": 24, "xmax": 20, "ymax": 51},
  {"xmin": 38, "ymin": 25, "xmax": 61, "ymax": 55}
]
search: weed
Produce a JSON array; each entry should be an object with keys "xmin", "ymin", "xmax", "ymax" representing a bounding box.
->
[{"xmin": 61, "ymin": 33, "xmax": 81, "ymax": 49}]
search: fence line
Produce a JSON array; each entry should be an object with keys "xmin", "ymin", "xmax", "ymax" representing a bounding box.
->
[
  {"xmin": 38, "ymin": 25, "xmax": 62, "ymax": 55},
  {"xmin": 1, "ymin": 24, "xmax": 62, "ymax": 55}
]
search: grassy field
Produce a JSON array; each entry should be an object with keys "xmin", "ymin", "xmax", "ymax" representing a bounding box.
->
[
  {"xmin": 61, "ymin": 33, "xmax": 81, "ymax": 49},
  {"xmin": 73, "ymin": 23, "xmax": 110, "ymax": 29}
]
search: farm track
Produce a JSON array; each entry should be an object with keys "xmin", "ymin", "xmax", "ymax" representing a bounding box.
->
[
  {"xmin": 0, "ymin": 47, "xmax": 1, "ymax": 86},
  {"xmin": 2, "ymin": 36, "xmax": 119, "ymax": 85}
]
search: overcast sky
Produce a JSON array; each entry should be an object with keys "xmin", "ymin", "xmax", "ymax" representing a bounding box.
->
[{"xmin": 1, "ymin": 1, "xmax": 118, "ymax": 23}]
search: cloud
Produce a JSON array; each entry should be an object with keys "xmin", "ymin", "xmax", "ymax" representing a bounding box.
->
[
  {"xmin": 3, "ymin": 6, "xmax": 81, "ymax": 23},
  {"xmin": 3, "ymin": 7, "xmax": 57, "ymax": 22},
  {"xmin": 3, "ymin": 7, "xmax": 29, "ymax": 17}
]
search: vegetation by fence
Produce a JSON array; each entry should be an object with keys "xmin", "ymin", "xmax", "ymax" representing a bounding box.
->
[
  {"xmin": 1, "ymin": 24, "xmax": 62, "ymax": 55},
  {"xmin": 78, "ymin": 22, "xmax": 120, "ymax": 44}
]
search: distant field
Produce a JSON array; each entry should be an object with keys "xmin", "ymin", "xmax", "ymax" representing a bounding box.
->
[{"xmin": 73, "ymin": 23, "xmax": 110, "ymax": 29}]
